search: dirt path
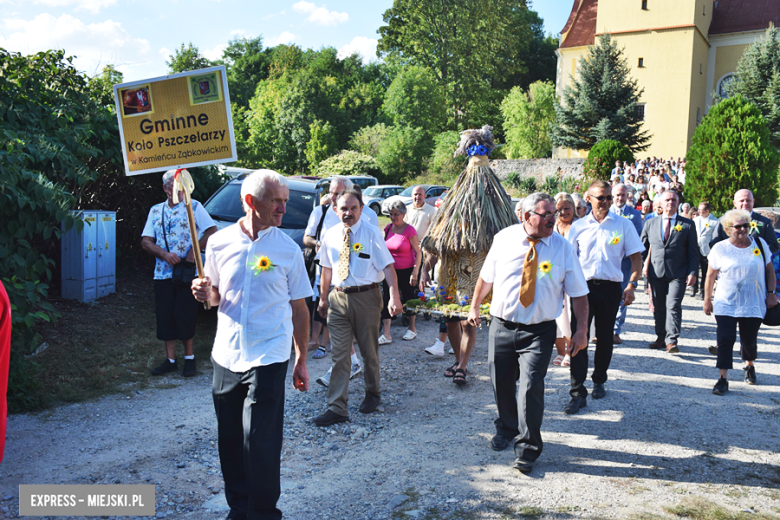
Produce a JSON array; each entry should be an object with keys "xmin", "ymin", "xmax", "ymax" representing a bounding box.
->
[{"xmin": 3, "ymin": 291, "xmax": 780, "ymax": 519}]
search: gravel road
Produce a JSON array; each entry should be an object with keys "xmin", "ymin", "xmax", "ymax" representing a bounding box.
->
[{"xmin": 2, "ymin": 290, "xmax": 780, "ymax": 519}]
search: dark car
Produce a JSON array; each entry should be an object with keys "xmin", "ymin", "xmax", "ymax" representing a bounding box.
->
[{"xmin": 203, "ymin": 174, "xmax": 321, "ymax": 250}]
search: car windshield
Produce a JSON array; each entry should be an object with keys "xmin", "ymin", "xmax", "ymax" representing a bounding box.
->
[
  {"xmin": 400, "ymin": 186, "xmax": 416, "ymax": 197},
  {"xmin": 363, "ymin": 187, "xmax": 381, "ymax": 197},
  {"xmin": 204, "ymin": 184, "xmax": 316, "ymax": 229}
]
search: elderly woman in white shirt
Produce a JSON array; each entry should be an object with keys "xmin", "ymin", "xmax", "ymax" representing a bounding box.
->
[{"xmin": 704, "ymin": 209, "xmax": 778, "ymax": 395}]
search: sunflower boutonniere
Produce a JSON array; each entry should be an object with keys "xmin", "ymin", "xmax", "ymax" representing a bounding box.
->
[
  {"xmin": 673, "ymin": 223, "xmax": 683, "ymax": 233},
  {"xmin": 753, "ymin": 246, "xmax": 762, "ymax": 257},
  {"xmin": 351, "ymin": 242, "xmax": 364, "ymax": 253},
  {"xmin": 538, "ymin": 260, "xmax": 554, "ymax": 279},
  {"xmin": 749, "ymin": 220, "xmax": 763, "ymax": 232},
  {"xmin": 608, "ymin": 232, "xmax": 622, "ymax": 246},
  {"xmin": 249, "ymin": 255, "xmax": 277, "ymax": 275}
]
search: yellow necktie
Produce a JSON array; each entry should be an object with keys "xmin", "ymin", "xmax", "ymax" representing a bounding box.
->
[
  {"xmin": 338, "ymin": 228, "xmax": 351, "ymax": 280},
  {"xmin": 519, "ymin": 238, "xmax": 540, "ymax": 307}
]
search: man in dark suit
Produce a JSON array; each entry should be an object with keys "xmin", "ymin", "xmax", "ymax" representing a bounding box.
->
[
  {"xmin": 611, "ymin": 183, "xmax": 643, "ymax": 344},
  {"xmin": 709, "ymin": 189, "xmax": 779, "ymax": 255},
  {"xmin": 640, "ymin": 190, "xmax": 699, "ymax": 354}
]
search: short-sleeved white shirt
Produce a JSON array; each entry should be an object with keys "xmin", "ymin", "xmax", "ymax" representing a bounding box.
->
[
  {"xmin": 480, "ymin": 225, "xmax": 589, "ymax": 324},
  {"xmin": 708, "ymin": 237, "xmax": 771, "ymax": 318},
  {"xmin": 319, "ymin": 220, "xmax": 394, "ymax": 287},
  {"xmin": 142, "ymin": 200, "xmax": 215, "ymax": 280},
  {"xmin": 205, "ymin": 223, "xmax": 313, "ymax": 372},
  {"xmin": 404, "ymin": 204, "xmax": 436, "ymax": 239},
  {"xmin": 568, "ymin": 211, "xmax": 645, "ymax": 282}
]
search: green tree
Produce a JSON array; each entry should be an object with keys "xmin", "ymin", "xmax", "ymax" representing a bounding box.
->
[
  {"xmin": 377, "ymin": 0, "xmax": 548, "ymax": 130},
  {"xmin": 685, "ymin": 95, "xmax": 780, "ymax": 213},
  {"xmin": 305, "ymin": 120, "xmax": 338, "ymax": 172},
  {"xmin": 382, "ymin": 65, "xmax": 447, "ymax": 133},
  {"xmin": 220, "ymin": 36, "xmax": 270, "ymax": 108},
  {"xmin": 724, "ymin": 25, "xmax": 780, "ymax": 147},
  {"xmin": 582, "ymin": 140, "xmax": 634, "ymax": 181},
  {"xmin": 375, "ymin": 126, "xmax": 432, "ymax": 184},
  {"xmin": 428, "ymin": 130, "xmax": 466, "ymax": 178},
  {"xmin": 88, "ymin": 64, "xmax": 124, "ymax": 106},
  {"xmin": 316, "ymin": 150, "xmax": 381, "ymax": 178},
  {"xmin": 550, "ymin": 34, "xmax": 650, "ymax": 153},
  {"xmin": 348, "ymin": 123, "xmax": 390, "ymax": 157},
  {"xmin": 166, "ymin": 42, "xmax": 212, "ymax": 73},
  {"xmin": 501, "ymin": 81, "xmax": 556, "ymax": 158}
]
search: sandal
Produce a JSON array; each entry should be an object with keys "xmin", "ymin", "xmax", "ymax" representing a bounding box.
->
[
  {"xmin": 552, "ymin": 354, "xmax": 564, "ymax": 366},
  {"xmin": 453, "ymin": 368, "xmax": 467, "ymax": 385},
  {"xmin": 378, "ymin": 334, "xmax": 393, "ymax": 345},
  {"xmin": 561, "ymin": 355, "xmax": 571, "ymax": 367},
  {"xmin": 312, "ymin": 345, "xmax": 329, "ymax": 359},
  {"xmin": 402, "ymin": 330, "xmax": 417, "ymax": 341},
  {"xmin": 444, "ymin": 362, "xmax": 459, "ymax": 377}
]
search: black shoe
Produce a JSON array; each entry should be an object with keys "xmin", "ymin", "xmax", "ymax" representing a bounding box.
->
[
  {"xmin": 312, "ymin": 410, "xmax": 349, "ymax": 427},
  {"xmin": 151, "ymin": 359, "xmax": 178, "ymax": 376},
  {"xmin": 182, "ymin": 358, "xmax": 196, "ymax": 377},
  {"xmin": 712, "ymin": 377, "xmax": 729, "ymax": 396},
  {"xmin": 511, "ymin": 458, "xmax": 534, "ymax": 474},
  {"xmin": 708, "ymin": 346, "xmax": 719, "ymax": 355},
  {"xmin": 490, "ymin": 434, "xmax": 510, "ymax": 451},
  {"xmin": 592, "ymin": 383, "xmax": 606, "ymax": 399},
  {"xmin": 744, "ymin": 365, "xmax": 756, "ymax": 385},
  {"xmin": 358, "ymin": 393, "xmax": 381, "ymax": 414},
  {"xmin": 564, "ymin": 396, "xmax": 586, "ymax": 415}
]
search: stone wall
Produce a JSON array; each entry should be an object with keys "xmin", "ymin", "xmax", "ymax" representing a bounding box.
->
[{"xmin": 491, "ymin": 158, "xmax": 585, "ymax": 181}]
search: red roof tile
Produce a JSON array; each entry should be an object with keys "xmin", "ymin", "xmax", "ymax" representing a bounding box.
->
[
  {"xmin": 561, "ymin": 0, "xmax": 598, "ymax": 48},
  {"xmin": 710, "ymin": 0, "xmax": 780, "ymax": 35},
  {"xmin": 561, "ymin": 0, "xmax": 583, "ymax": 35}
]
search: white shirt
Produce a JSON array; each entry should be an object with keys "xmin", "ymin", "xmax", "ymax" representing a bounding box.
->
[
  {"xmin": 694, "ymin": 214, "xmax": 719, "ymax": 256},
  {"xmin": 708, "ymin": 238, "xmax": 771, "ymax": 318},
  {"xmin": 568, "ymin": 211, "xmax": 645, "ymax": 282},
  {"xmin": 362, "ymin": 205, "xmax": 379, "ymax": 227},
  {"xmin": 404, "ymin": 203, "xmax": 436, "ymax": 239},
  {"xmin": 319, "ymin": 219, "xmax": 394, "ymax": 287},
  {"xmin": 660, "ymin": 215, "xmax": 677, "ymax": 242},
  {"xmin": 480, "ymin": 225, "xmax": 589, "ymax": 325},
  {"xmin": 205, "ymin": 224, "xmax": 313, "ymax": 372}
]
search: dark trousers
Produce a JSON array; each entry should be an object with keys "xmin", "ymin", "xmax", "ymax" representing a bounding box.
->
[
  {"xmin": 570, "ymin": 280, "xmax": 622, "ymax": 398},
  {"xmin": 715, "ymin": 316, "xmax": 762, "ymax": 370},
  {"xmin": 649, "ymin": 276, "xmax": 686, "ymax": 345},
  {"xmin": 696, "ymin": 256, "xmax": 708, "ymax": 294},
  {"xmin": 488, "ymin": 318, "xmax": 556, "ymax": 463},
  {"xmin": 212, "ymin": 359, "xmax": 288, "ymax": 520}
]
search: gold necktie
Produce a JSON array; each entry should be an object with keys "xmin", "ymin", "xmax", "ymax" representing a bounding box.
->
[
  {"xmin": 338, "ymin": 228, "xmax": 351, "ymax": 280},
  {"xmin": 519, "ymin": 238, "xmax": 540, "ymax": 307}
]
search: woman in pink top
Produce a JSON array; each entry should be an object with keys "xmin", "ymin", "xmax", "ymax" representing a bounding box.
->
[{"xmin": 379, "ymin": 200, "xmax": 423, "ymax": 344}]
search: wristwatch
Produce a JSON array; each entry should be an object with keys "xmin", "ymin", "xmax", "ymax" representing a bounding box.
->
[{"xmin": 631, "ymin": 281, "xmax": 639, "ymax": 288}]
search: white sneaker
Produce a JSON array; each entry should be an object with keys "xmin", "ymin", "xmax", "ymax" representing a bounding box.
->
[
  {"xmin": 316, "ymin": 367, "xmax": 332, "ymax": 387},
  {"xmin": 425, "ymin": 339, "xmax": 446, "ymax": 357},
  {"xmin": 350, "ymin": 363, "xmax": 363, "ymax": 379}
]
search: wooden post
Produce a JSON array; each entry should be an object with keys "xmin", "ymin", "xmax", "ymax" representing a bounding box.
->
[{"xmin": 184, "ymin": 200, "xmax": 210, "ymax": 310}]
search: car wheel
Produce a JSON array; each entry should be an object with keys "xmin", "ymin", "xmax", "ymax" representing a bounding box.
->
[{"xmin": 370, "ymin": 203, "xmax": 381, "ymax": 214}]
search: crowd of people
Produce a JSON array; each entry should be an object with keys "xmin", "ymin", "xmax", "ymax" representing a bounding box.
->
[{"xmin": 139, "ymin": 149, "xmax": 779, "ymax": 518}]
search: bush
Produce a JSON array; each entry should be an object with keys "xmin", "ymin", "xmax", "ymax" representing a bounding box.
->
[
  {"xmin": 541, "ymin": 175, "xmax": 560, "ymax": 194},
  {"xmin": 583, "ymin": 139, "xmax": 634, "ymax": 181},
  {"xmin": 315, "ymin": 150, "xmax": 381, "ymax": 178},
  {"xmin": 518, "ymin": 176, "xmax": 538, "ymax": 195},
  {"xmin": 501, "ymin": 81, "xmax": 556, "ymax": 159},
  {"xmin": 685, "ymin": 95, "xmax": 780, "ymax": 213},
  {"xmin": 558, "ymin": 175, "xmax": 582, "ymax": 195},
  {"xmin": 505, "ymin": 172, "xmax": 522, "ymax": 190},
  {"xmin": 375, "ymin": 126, "xmax": 433, "ymax": 184},
  {"xmin": 429, "ymin": 131, "xmax": 466, "ymax": 179},
  {"xmin": 348, "ymin": 123, "xmax": 390, "ymax": 157}
]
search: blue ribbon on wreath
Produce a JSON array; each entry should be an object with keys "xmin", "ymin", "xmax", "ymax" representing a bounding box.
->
[{"xmin": 467, "ymin": 144, "xmax": 489, "ymax": 157}]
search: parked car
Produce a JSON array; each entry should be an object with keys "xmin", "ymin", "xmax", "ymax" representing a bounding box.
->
[
  {"xmin": 362, "ymin": 185, "xmax": 404, "ymax": 214},
  {"xmin": 203, "ymin": 174, "xmax": 321, "ymax": 250},
  {"xmin": 381, "ymin": 185, "xmax": 448, "ymax": 215},
  {"xmin": 435, "ymin": 190, "xmax": 448, "ymax": 209}
]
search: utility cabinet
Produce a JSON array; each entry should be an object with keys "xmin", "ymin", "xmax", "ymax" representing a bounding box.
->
[{"xmin": 61, "ymin": 211, "xmax": 116, "ymax": 302}]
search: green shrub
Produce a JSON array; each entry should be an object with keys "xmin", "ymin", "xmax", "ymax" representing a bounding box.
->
[
  {"xmin": 583, "ymin": 139, "xmax": 634, "ymax": 181},
  {"xmin": 518, "ymin": 176, "xmax": 538, "ymax": 195},
  {"xmin": 505, "ymin": 172, "xmax": 521, "ymax": 190},
  {"xmin": 685, "ymin": 95, "xmax": 780, "ymax": 213},
  {"xmin": 375, "ymin": 126, "xmax": 433, "ymax": 184},
  {"xmin": 348, "ymin": 123, "xmax": 390, "ymax": 157},
  {"xmin": 558, "ymin": 175, "xmax": 581, "ymax": 195},
  {"xmin": 315, "ymin": 150, "xmax": 381, "ymax": 178},
  {"xmin": 541, "ymin": 175, "xmax": 560, "ymax": 194},
  {"xmin": 429, "ymin": 130, "xmax": 466, "ymax": 178}
]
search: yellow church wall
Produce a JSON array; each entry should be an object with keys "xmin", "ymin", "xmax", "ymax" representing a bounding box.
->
[
  {"xmin": 596, "ymin": 0, "xmax": 700, "ymax": 35},
  {"xmin": 686, "ymin": 30, "xmax": 712, "ymax": 152},
  {"xmin": 713, "ymin": 44, "xmax": 748, "ymax": 85}
]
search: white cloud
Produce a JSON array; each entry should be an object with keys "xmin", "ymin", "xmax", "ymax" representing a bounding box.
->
[
  {"xmin": 202, "ymin": 43, "xmax": 227, "ymax": 61},
  {"xmin": 337, "ymin": 36, "xmax": 378, "ymax": 63},
  {"xmin": 292, "ymin": 1, "xmax": 348, "ymax": 26},
  {"xmin": 230, "ymin": 29, "xmax": 246, "ymax": 37},
  {"xmin": 32, "ymin": 0, "xmax": 117, "ymax": 14},
  {"xmin": 0, "ymin": 14, "xmax": 152, "ymax": 77},
  {"xmin": 266, "ymin": 31, "xmax": 299, "ymax": 46}
]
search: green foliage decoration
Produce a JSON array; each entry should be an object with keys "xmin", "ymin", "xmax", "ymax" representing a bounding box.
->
[
  {"xmin": 501, "ymin": 81, "xmax": 556, "ymax": 159},
  {"xmin": 685, "ymin": 95, "xmax": 780, "ymax": 213},
  {"xmin": 583, "ymin": 140, "xmax": 634, "ymax": 181}
]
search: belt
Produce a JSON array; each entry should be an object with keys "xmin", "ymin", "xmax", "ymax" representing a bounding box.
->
[
  {"xmin": 588, "ymin": 279, "xmax": 620, "ymax": 285},
  {"xmin": 334, "ymin": 282, "xmax": 380, "ymax": 294},
  {"xmin": 495, "ymin": 317, "xmax": 554, "ymax": 330}
]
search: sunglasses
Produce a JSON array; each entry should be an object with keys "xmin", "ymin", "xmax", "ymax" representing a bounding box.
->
[
  {"xmin": 732, "ymin": 223, "xmax": 750, "ymax": 230},
  {"xmin": 589, "ymin": 195, "xmax": 613, "ymax": 202}
]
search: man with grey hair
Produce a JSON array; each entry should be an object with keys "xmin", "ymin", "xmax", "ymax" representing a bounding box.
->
[
  {"xmin": 192, "ymin": 169, "xmax": 311, "ymax": 520},
  {"xmin": 468, "ymin": 192, "xmax": 589, "ymax": 473},
  {"xmin": 141, "ymin": 169, "xmax": 216, "ymax": 377},
  {"xmin": 641, "ymin": 200, "xmax": 652, "ymax": 221},
  {"xmin": 405, "ymin": 185, "xmax": 436, "ymax": 240},
  {"xmin": 710, "ymin": 189, "xmax": 779, "ymax": 255}
]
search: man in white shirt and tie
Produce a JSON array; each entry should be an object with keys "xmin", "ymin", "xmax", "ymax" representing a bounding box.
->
[
  {"xmin": 566, "ymin": 180, "xmax": 644, "ymax": 414},
  {"xmin": 468, "ymin": 192, "xmax": 589, "ymax": 474},
  {"xmin": 313, "ymin": 189, "xmax": 401, "ymax": 426}
]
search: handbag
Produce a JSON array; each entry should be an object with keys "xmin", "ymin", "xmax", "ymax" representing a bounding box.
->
[
  {"xmin": 303, "ymin": 205, "xmax": 329, "ymax": 285},
  {"xmin": 161, "ymin": 206, "xmax": 197, "ymax": 288},
  {"xmin": 755, "ymin": 238, "xmax": 780, "ymax": 326}
]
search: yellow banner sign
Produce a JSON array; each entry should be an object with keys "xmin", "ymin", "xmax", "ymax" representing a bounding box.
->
[{"xmin": 113, "ymin": 66, "xmax": 237, "ymax": 176}]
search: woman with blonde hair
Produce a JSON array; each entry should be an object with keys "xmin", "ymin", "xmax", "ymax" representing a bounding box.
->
[{"xmin": 551, "ymin": 192, "xmax": 579, "ymax": 366}]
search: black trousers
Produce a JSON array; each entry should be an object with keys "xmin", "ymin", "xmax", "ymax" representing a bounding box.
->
[
  {"xmin": 153, "ymin": 278, "xmax": 199, "ymax": 341},
  {"xmin": 488, "ymin": 318, "xmax": 556, "ymax": 463},
  {"xmin": 570, "ymin": 280, "xmax": 622, "ymax": 398},
  {"xmin": 212, "ymin": 358, "xmax": 288, "ymax": 520},
  {"xmin": 715, "ymin": 315, "xmax": 762, "ymax": 370}
]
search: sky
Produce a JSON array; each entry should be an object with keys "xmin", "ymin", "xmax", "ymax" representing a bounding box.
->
[{"xmin": 0, "ymin": 0, "xmax": 573, "ymax": 83}]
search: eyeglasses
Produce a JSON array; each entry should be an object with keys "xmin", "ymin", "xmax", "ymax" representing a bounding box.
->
[
  {"xmin": 529, "ymin": 210, "xmax": 561, "ymax": 220},
  {"xmin": 732, "ymin": 223, "xmax": 750, "ymax": 230},
  {"xmin": 589, "ymin": 195, "xmax": 613, "ymax": 202}
]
